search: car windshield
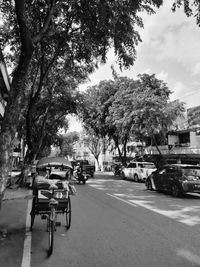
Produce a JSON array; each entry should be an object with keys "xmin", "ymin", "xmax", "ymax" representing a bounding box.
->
[
  {"xmin": 142, "ymin": 163, "xmax": 156, "ymax": 169},
  {"xmin": 49, "ymin": 173, "xmax": 64, "ymax": 180},
  {"xmin": 181, "ymin": 166, "xmax": 200, "ymax": 177}
]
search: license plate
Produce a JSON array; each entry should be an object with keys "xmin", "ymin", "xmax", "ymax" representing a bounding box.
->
[{"xmin": 54, "ymin": 191, "xmax": 68, "ymax": 199}]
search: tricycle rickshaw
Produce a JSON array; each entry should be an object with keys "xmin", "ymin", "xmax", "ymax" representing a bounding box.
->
[{"xmin": 30, "ymin": 157, "xmax": 76, "ymax": 255}]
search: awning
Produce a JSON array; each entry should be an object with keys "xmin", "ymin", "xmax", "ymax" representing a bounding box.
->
[{"xmin": 36, "ymin": 157, "xmax": 73, "ymax": 169}]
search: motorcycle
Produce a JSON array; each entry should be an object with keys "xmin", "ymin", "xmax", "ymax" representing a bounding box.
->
[{"xmin": 73, "ymin": 170, "xmax": 89, "ymax": 184}]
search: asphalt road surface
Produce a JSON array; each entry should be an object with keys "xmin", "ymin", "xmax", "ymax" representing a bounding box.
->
[{"xmin": 31, "ymin": 173, "xmax": 200, "ymax": 267}]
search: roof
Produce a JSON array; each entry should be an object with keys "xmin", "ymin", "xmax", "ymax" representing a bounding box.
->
[
  {"xmin": 168, "ymin": 129, "xmax": 195, "ymax": 135},
  {"xmin": 36, "ymin": 157, "xmax": 72, "ymax": 169}
]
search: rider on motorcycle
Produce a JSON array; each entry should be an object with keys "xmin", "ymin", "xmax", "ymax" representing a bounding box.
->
[
  {"xmin": 74, "ymin": 162, "xmax": 85, "ymax": 184},
  {"xmin": 75, "ymin": 162, "xmax": 82, "ymax": 175}
]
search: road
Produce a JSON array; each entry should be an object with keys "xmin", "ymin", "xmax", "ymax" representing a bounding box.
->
[{"xmin": 30, "ymin": 173, "xmax": 200, "ymax": 267}]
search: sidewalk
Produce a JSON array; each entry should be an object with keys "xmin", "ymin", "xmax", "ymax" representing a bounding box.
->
[{"xmin": 0, "ymin": 187, "xmax": 31, "ymax": 267}]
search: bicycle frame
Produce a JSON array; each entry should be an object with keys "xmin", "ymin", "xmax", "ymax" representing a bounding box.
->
[{"xmin": 47, "ymin": 186, "xmax": 58, "ymax": 255}]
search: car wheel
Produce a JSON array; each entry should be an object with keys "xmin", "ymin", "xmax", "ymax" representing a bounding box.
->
[
  {"xmin": 146, "ymin": 179, "xmax": 153, "ymax": 191},
  {"xmin": 171, "ymin": 184, "xmax": 181, "ymax": 197},
  {"xmin": 134, "ymin": 174, "xmax": 139, "ymax": 182}
]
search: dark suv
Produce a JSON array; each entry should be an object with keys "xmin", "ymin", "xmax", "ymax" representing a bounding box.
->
[{"xmin": 146, "ymin": 164, "xmax": 200, "ymax": 197}]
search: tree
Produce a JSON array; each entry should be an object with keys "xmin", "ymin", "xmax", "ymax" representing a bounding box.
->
[
  {"xmin": 59, "ymin": 132, "xmax": 79, "ymax": 159},
  {"xmin": 80, "ymin": 79, "xmax": 131, "ymax": 166},
  {"xmin": 23, "ymin": 69, "xmax": 81, "ymax": 163},
  {"xmin": 109, "ymin": 74, "xmax": 185, "ymax": 159},
  {"xmin": 81, "ymin": 74, "xmax": 185, "ymax": 166},
  {"xmin": 0, "ymin": 0, "xmax": 163, "ymax": 205},
  {"xmin": 106, "ymin": 77, "xmax": 140, "ymax": 165},
  {"xmin": 82, "ymin": 129, "xmax": 110, "ymax": 171},
  {"xmin": 80, "ymin": 80, "xmax": 118, "ymax": 135}
]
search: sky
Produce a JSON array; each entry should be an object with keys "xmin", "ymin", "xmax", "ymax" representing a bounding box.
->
[
  {"xmin": 69, "ymin": 1, "xmax": 200, "ymax": 132},
  {"xmin": 79, "ymin": 1, "xmax": 200, "ymax": 108}
]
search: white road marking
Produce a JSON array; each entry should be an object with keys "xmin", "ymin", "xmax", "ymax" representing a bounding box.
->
[
  {"xmin": 89, "ymin": 180, "xmax": 200, "ymax": 226},
  {"xmin": 21, "ymin": 191, "xmax": 32, "ymax": 267},
  {"xmin": 106, "ymin": 193, "xmax": 137, "ymax": 207},
  {"xmin": 177, "ymin": 249, "xmax": 200, "ymax": 266}
]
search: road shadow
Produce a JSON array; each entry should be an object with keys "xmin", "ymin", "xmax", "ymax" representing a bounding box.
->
[
  {"xmin": 93, "ymin": 171, "xmax": 121, "ymax": 180},
  {"xmin": 146, "ymin": 189, "xmax": 200, "ymax": 200}
]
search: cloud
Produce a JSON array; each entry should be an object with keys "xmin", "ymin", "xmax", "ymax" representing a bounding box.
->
[
  {"xmin": 139, "ymin": 0, "xmax": 200, "ymax": 74},
  {"xmin": 156, "ymin": 71, "xmax": 169, "ymax": 82},
  {"xmin": 171, "ymin": 81, "xmax": 188, "ymax": 100},
  {"xmin": 140, "ymin": 68, "xmax": 151, "ymax": 74},
  {"xmin": 192, "ymin": 62, "xmax": 200, "ymax": 76}
]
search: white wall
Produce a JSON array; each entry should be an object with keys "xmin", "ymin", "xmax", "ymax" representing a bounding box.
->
[{"xmin": 190, "ymin": 131, "xmax": 200, "ymax": 146}]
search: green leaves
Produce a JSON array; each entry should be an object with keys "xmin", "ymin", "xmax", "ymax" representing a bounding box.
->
[
  {"xmin": 81, "ymin": 73, "xmax": 185, "ymax": 161},
  {"xmin": 172, "ymin": 0, "xmax": 200, "ymax": 26}
]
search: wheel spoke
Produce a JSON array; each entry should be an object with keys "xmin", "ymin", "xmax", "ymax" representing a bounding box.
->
[{"xmin": 48, "ymin": 219, "xmax": 54, "ymax": 255}]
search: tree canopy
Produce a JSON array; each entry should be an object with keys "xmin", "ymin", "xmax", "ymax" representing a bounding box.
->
[
  {"xmin": 80, "ymin": 74, "xmax": 185, "ymax": 165},
  {"xmin": 59, "ymin": 131, "xmax": 80, "ymax": 159}
]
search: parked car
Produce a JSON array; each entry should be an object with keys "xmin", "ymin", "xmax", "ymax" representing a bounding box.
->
[
  {"xmin": 121, "ymin": 161, "xmax": 156, "ymax": 182},
  {"xmin": 145, "ymin": 164, "xmax": 200, "ymax": 197}
]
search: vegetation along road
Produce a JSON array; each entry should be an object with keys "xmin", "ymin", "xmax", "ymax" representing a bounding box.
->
[{"xmin": 28, "ymin": 173, "xmax": 200, "ymax": 267}]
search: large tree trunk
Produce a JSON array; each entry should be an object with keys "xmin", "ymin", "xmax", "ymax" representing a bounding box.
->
[
  {"xmin": 152, "ymin": 134, "xmax": 167, "ymax": 168},
  {"xmin": 0, "ymin": 0, "xmax": 55, "ymax": 206},
  {"xmin": 0, "ymin": 128, "xmax": 13, "ymax": 208},
  {"xmin": 0, "ymin": 50, "xmax": 33, "ymax": 208}
]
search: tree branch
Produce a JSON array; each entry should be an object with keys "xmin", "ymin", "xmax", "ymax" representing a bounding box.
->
[
  {"xmin": 15, "ymin": 0, "xmax": 33, "ymax": 55},
  {"xmin": 32, "ymin": 0, "xmax": 56, "ymax": 44}
]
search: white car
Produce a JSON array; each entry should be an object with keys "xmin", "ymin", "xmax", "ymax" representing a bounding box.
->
[{"xmin": 121, "ymin": 161, "xmax": 156, "ymax": 182}]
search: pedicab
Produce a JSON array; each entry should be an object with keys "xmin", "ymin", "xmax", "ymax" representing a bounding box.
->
[{"xmin": 30, "ymin": 157, "xmax": 76, "ymax": 255}]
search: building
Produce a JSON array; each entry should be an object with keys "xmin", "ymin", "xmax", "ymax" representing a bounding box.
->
[
  {"xmin": 144, "ymin": 106, "xmax": 200, "ymax": 165},
  {"xmin": 0, "ymin": 49, "xmax": 10, "ymax": 121}
]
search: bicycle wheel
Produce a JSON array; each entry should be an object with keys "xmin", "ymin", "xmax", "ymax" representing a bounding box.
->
[
  {"xmin": 48, "ymin": 218, "xmax": 54, "ymax": 255},
  {"xmin": 66, "ymin": 196, "xmax": 71, "ymax": 230}
]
